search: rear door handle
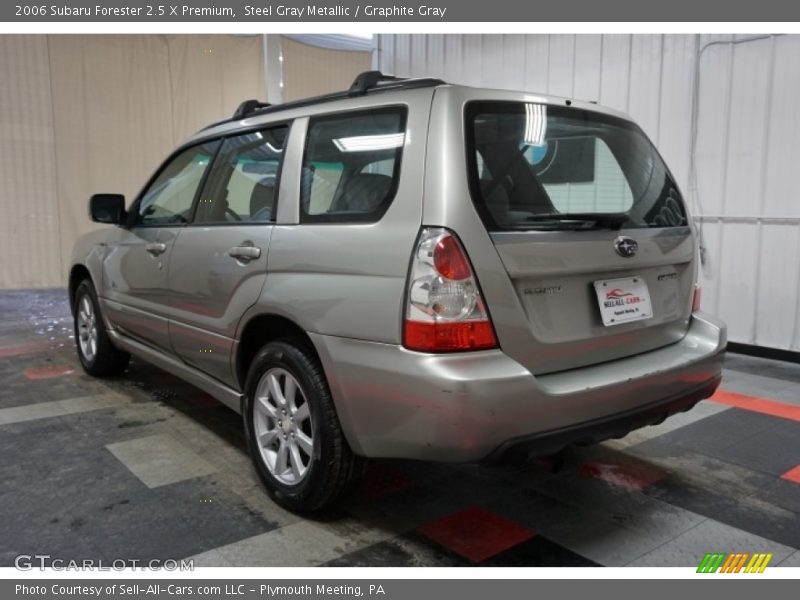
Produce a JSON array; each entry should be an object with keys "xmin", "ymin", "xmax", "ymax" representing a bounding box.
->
[
  {"xmin": 145, "ymin": 242, "xmax": 167, "ymax": 256},
  {"xmin": 228, "ymin": 245, "xmax": 261, "ymax": 261}
]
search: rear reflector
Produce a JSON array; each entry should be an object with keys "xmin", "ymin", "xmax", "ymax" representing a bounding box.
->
[
  {"xmin": 404, "ymin": 320, "xmax": 497, "ymax": 352},
  {"xmin": 692, "ymin": 284, "xmax": 702, "ymax": 313}
]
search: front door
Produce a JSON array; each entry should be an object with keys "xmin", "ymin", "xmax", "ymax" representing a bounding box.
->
[{"xmin": 101, "ymin": 140, "xmax": 219, "ymax": 352}]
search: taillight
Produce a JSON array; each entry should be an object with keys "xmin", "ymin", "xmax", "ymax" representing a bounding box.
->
[
  {"xmin": 692, "ymin": 284, "xmax": 702, "ymax": 313},
  {"xmin": 403, "ymin": 227, "xmax": 498, "ymax": 352}
]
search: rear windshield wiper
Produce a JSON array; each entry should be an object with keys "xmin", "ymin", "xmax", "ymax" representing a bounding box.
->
[{"xmin": 524, "ymin": 212, "xmax": 630, "ymax": 230}]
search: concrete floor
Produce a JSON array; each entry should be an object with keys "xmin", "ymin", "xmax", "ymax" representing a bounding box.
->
[{"xmin": 1, "ymin": 289, "xmax": 799, "ymax": 568}]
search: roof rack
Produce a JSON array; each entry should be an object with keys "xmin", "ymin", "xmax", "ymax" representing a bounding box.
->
[
  {"xmin": 348, "ymin": 70, "xmax": 445, "ymax": 97},
  {"xmin": 204, "ymin": 71, "xmax": 446, "ymax": 131},
  {"xmin": 348, "ymin": 70, "xmax": 402, "ymax": 96},
  {"xmin": 232, "ymin": 99, "xmax": 272, "ymax": 119}
]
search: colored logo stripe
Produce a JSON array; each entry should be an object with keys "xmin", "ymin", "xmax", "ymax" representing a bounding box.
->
[
  {"xmin": 697, "ymin": 552, "xmax": 772, "ymax": 573},
  {"xmin": 745, "ymin": 553, "xmax": 773, "ymax": 573},
  {"xmin": 697, "ymin": 553, "xmax": 726, "ymax": 573},
  {"xmin": 720, "ymin": 553, "xmax": 749, "ymax": 573}
]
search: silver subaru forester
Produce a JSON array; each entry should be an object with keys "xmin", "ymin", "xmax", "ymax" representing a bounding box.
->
[{"xmin": 69, "ymin": 71, "xmax": 726, "ymax": 512}]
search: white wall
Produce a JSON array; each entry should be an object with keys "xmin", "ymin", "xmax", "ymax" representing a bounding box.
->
[
  {"xmin": 280, "ymin": 36, "xmax": 373, "ymax": 101},
  {"xmin": 377, "ymin": 34, "xmax": 800, "ymax": 352},
  {"xmin": 0, "ymin": 34, "xmax": 372, "ymax": 291},
  {"xmin": 0, "ymin": 35, "xmax": 266, "ymax": 290}
]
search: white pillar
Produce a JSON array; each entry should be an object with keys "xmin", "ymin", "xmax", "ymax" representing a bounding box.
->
[{"xmin": 263, "ymin": 34, "xmax": 284, "ymax": 105}]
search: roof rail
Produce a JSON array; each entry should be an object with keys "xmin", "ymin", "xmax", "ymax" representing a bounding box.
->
[
  {"xmin": 205, "ymin": 71, "xmax": 446, "ymax": 132},
  {"xmin": 348, "ymin": 70, "xmax": 402, "ymax": 96},
  {"xmin": 232, "ymin": 99, "xmax": 272, "ymax": 119},
  {"xmin": 348, "ymin": 70, "xmax": 446, "ymax": 96}
]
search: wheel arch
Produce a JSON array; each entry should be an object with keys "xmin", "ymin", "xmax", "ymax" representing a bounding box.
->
[
  {"xmin": 233, "ymin": 311, "xmax": 363, "ymax": 456},
  {"xmin": 235, "ymin": 313, "xmax": 321, "ymax": 394},
  {"xmin": 68, "ymin": 264, "xmax": 93, "ymax": 315}
]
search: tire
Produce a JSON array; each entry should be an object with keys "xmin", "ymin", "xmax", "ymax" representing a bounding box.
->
[
  {"xmin": 243, "ymin": 339, "xmax": 364, "ymax": 513},
  {"xmin": 73, "ymin": 279, "xmax": 130, "ymax": 377}
]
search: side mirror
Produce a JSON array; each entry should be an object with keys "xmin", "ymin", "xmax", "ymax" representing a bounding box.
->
[{"xmin": 89, "ymin": 194, "xmax": 126, "ymax": 225}]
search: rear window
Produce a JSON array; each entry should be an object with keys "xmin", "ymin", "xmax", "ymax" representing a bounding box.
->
[{"xmin": 466, "ymin": 101, "xmax": 687, "ymax": 231}]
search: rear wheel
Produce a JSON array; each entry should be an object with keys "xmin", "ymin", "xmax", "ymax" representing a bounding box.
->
[
  {"xmin": 243, "ymin": 339, "xmax": 364, "ymax": 513},
  {"xmin": 73, "ymin": 279, "xmax": 130, "ymax": 376}
]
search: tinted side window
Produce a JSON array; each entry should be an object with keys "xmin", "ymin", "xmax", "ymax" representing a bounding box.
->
[
  {"xmin": 300, "ymin": 107, "xmax": 407, "ymax": 224},
  {"xmin": 137, "ymin": 141, "xmax": 218, "ymax": 226},
  {"xmin": 194, "ymin": 126, "xmax": 288, "ymax": 224}
]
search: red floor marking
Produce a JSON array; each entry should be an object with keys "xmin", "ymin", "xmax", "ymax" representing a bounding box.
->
[
  {"xmin": 0, "ymin": 343, "xmax": 49, "ymax": 359},
  {"xmin": 23, "ymin": 365, "xmax": 75, "ymax": 380},
  {"xmin": 780, "ymin": 465, "xmax": 800, "ymax": 484},
  {"xmin": 358, "ymin": 463, "xmax": 417, "ymax": 501},
  {"xmin": 417, "ymin": 506, "xmax": 536, "ymax": 563},
  {"xmin": 711, "ymin": 389, "xmax": 800, "ymax": 423},
  {"xmin": 578, "ymin": 459, "xmax": 666, "ymax": 491}
]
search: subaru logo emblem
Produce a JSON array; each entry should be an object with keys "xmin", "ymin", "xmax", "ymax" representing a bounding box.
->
[{"xmin": 614, "ymin": 236, "xmax": 638, "ymax": 258}]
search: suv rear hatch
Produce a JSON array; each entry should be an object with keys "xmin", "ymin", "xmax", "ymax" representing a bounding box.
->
[{"xmin": 465, "ymin": 101, "xmax": 696, "ymax": 375}]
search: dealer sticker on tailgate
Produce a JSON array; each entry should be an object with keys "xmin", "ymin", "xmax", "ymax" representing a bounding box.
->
[{"xmin": 593, "ymin": 276, "xmax": 653, "ymax": 326}]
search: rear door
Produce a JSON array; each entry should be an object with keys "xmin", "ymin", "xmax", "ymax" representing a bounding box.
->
[
  {"xmin": 167, "ymin": 124, "xmax": 289, "ymax": 387},
  {"xmin": 102, "ymin": 141, "xmax": 219, "ymax": 351},
  {"xmin": 427, "ymin": 89, "xmax": 697, "ymax": 375}
]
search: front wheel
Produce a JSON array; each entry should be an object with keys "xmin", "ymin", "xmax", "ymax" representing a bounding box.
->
[
  {"xmin": 243, "ymin": 339, "xmax": 364, "ymax": 513},
  {"xmin": 73, "ymin": 279, "xmax": 130, "ymax": 377}
]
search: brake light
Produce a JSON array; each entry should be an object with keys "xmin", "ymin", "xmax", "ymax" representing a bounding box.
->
[
  {"xmin": 404, "ymin": 227, "xmax": 498, "ymax": 352},
  {"xmin": 432, "ymin": 235, "xmax": 471, "ymax": 281},
  {"xmin": 692, "ymin": 284, "xmax": 702, "ymax": 313}
]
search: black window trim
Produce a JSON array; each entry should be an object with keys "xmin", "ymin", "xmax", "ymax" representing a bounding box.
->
[{"xmin": 299, "ymin": 105, "xmax": 408, "ymax": 225}]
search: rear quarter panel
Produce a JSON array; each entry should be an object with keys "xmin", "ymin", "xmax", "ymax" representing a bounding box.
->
[{"xmin": 245, "ymin": 88, "xmax": 434, "ymax": 344}]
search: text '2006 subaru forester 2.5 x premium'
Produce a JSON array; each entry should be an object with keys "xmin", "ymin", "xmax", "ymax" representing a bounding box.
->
[{"xmin": 69, "ymin": 71, "xmax": 726, "ymax": 512}]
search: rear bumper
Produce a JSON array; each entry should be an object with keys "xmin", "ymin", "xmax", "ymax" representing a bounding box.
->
[
  {"xmin": 311, "ymin": 312, "xmax": 727, "ymax": 462},
  {"xmin": 484, "ymin": 374, "xmax": 721, "ymax": 463}
]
